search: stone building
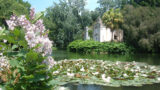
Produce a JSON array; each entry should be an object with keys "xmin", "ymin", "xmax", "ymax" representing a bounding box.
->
[{"xmin": 93, "ymin": 17, "xmax": 123, "ymax": 42}]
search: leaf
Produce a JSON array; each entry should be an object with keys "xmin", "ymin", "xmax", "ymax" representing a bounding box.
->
[
  {"xmin": 9, "ymin": 59, "xmax": 19, "ymax": 67},
  {"xmin": 32, "ymin": 12, "xmax": 44, "ymax": 23},
  {"xmin": 12, "ymin": 45, "xmax": 18, "ymax": 50},
  {"xmin": 23, "ymin": 75, "xmax": 34, "ymax": 80},
  {"xmin": 26, "ymin": 50, "xmax": 38, "ymax": 62}
]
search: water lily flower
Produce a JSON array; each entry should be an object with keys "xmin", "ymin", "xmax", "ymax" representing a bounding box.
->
[
  {"xmin": 0, "ymin": 53, "xmax": 3, "ymax": 56},
  {"xmin": 141, "ymin": 74, "xmax": 148, "ymax": 77},
  {"xmin": 102, "ymin": 74, "xmax": 111, "ymax": 83},
  {"xmin": 134, "ymin": 75, "xmax": 139, "ymax": 78},
  {"xmin": 58, "ymin": 87, "xmax": 69, "ymax": 90},
  {"xmin": 80, "ymin": 67, "xmax": 85, "ymax": 72},
  {"xmin": 67, "ymin": 69, "xmax": 71, "ymax": 72},
  {"xmin": 125, "ymin": 66, "xmax": 129, "ymax": 70},
  {"xmin": 90, "ymin": 67, "xmax": 94, "ymax": 70},
  {"xmin": 67, "ymin": 72, "xmax": 74, "ymax": 77},
  {"xmin": 157, "ymin": 77, "xmax": 160, "ymax": 81},
  {"xmin": 53, "ymin": 71, "xmax": 59, "ymax": 75},
  {"xmin": 0, "ymin": 26, "xmax": 2, "ymax": 30},
  {"xmin": 3, "ymin": 39, "xmax": 7, "ymax": 43},
  {"xmin": 150, "ymin": 66, "xmax": 155, "ymax": 69},
  {"xmin": 116, "ymin": 61, "xmax": 120, "ymax": 65},
  {"xmin": 123, "ymin": 73, "xmax": 128, "ymax": 77},
  {"xmin": 92, "ymin": 72, "xmax": 99, "ymax": 75}
]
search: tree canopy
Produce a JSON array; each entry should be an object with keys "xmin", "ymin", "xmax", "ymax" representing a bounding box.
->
[
  {"xmin": 0, "ymin": 0, "xmax": 31, "ymax": 26},
  {"xmin": 122, "ymin": 5, "xmax": 160, "ymax": 52},
  {"xmin": 44, "ymin": 0, "xmax": 93, "ymax": 48}
]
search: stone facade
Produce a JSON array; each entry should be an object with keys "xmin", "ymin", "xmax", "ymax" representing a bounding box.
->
[{"xmin": 93, "ymin": 17, "xmax": 123, "ymax": 42}]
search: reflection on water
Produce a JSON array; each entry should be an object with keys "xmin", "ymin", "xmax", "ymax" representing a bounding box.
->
[
  {"xmin": 52, "ymin": 50, "xmax": 160, "ymax": 65},
  {"xmin": 63, "ymin": 83, "xmax": 160, "ymax": 90},
  {"xmin": 52, "ymin": 50, "xmax": 160, "ymax": 90}
]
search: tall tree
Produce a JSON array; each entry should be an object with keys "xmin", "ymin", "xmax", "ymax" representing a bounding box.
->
[
  {"xmin": 102, "ymin": 8, "xmax": 123, "ymax": 41},
  {"xmin": 0, "ymin": 0, "xmax": 31, "ymax": 26},
  {"xmin": 132, "ymin": 0, "xmax": 160, "ymax": 7},
  {"xmin": 97, "ymin": 0, "xmax": 126, "ymax": 15},
  {"xmin": 44, "ymin": 0, "xmax": 92, "ymax": 48},
  {"xmin": 122, "ymin": 5, "xmax": 160, "ymax": 52}
]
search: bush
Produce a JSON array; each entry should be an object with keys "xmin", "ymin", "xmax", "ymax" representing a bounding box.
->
[
  {"xmin": 68, "ymin": 40, "xmax": 133, "ymax": 54},
  {"xmin": 0, "ymin": 9, "xmax": 55, "ymax": 90}
]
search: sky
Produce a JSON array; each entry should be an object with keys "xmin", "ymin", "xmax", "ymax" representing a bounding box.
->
[{"xmin": 24, "ymin": 0, "xmax": 99, "ymax": 12}]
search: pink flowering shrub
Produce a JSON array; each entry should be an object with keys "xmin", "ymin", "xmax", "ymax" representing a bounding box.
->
[
  {"xmin": 0, "ymin": 8, "xmax": 55, "ymax": 89},
  {"xmin": 6, "ymin": 8, "xmax": 55, "ymax": 68}
]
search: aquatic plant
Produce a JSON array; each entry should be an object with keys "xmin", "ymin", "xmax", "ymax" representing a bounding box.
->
[{"xmin": 51, "ymin": 59, "xmax": 160, "ymax": 89}]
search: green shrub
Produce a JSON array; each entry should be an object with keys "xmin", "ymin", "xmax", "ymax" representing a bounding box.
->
[{"xmin": 68, "ymin": 40, "xmax": 134, "ymax": 54}]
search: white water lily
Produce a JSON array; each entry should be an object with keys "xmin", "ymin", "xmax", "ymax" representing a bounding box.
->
[
  {"xmin": 136, "ymin": 66, "xmax": 140, "ymax": 70},
  {"xmin": 157, "ymin": 77, "xmax": 160, "ymax": 81},
  {"xmin": 80, "ymin": 67, "xmax": 85, "ymax": 72},
  {"xmin": 123, "ymin": 73, "xmax": 128, "ymax": 77},
  {"xmin": 92, "ymin": 72, "xmax": 99, "ymax": 75},
  {"xmin": 134, "ymin": 75, "xmax": 139, "ymax": 78},
  {"xmin": 0, "ymin": 26, "xmax": 2, "ymax": 30},
  {"xmin": 90, "ymin": 67, "xmax": 94, "ymax": 70},
  {"xmin": 124, "ymin": 66, "xmax": 129, "ymax": 70},
  {"xmin": 60, "ymin": 66, "xmax": 63, "ymax": 69},
  {"xmin": 67, "ymin": 72, "xmax": 74, "ymax": 77},
  {"xmin": 75, "ymin": 63, "xmax": 79, "ymax": 66},
  {"xmin": 0, "ymin": 53, "xmax": 3, "ymax": 56},
  {"xmin": 53, "ymin": 71, "xmax": 59, "ymax": 75},
  {"xmin": 58, "ymin": 87, "xmax": 69, "ymax": 90},
  {"xmin": 116, "ymin": 61, "xmax": 120, "ymax": 65},
  {"xmin": 131, "ymin": 69, "xmax": 135, "ymax": 72},
  {"xmin": 67, "ymin": 69, "xmax": 71, "ymax": 72},
  {"xmin": 141, "ymin": 74, "xmax": 148, "ymax": 77},
  {"xmin": 3, "ymin": 39, "xmax": 7, "ymax": 43},
  {"xmin": 150, "ymin": 66, "xmax": 156, "ymax": 69},
  {"xmin": 102, "ymin": 74, "xmax": 111, "ymax": 83}
]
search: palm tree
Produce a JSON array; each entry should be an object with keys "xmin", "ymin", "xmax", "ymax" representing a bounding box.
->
[{"xmin": 102, "ymin": 8, "xmax": 123, "ymax": 41}]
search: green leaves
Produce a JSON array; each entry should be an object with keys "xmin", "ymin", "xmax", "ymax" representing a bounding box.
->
[
  {"xmin": 102, "ymin": 8, "xmax": 123, "ymax": 30},
  {"xmin": 32, "ymin": 12, "xmax": 44, "ymax": 23},
  {"xmin": 68, "ymin": 40, "xmax": 132, "ymax": 54},
  {"xmin": 26, "ymin": 50, "xmax": 38, "ymax": 62}
]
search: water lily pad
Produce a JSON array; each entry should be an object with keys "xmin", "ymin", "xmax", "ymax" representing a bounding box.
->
[{"xmin": 52, "ymin": 59, "xmax": 160, "ymax": 89}]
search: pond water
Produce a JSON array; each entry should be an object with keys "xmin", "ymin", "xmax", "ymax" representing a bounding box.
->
[
  {"xmin": 52, "ymin": 50, "xmax": 160, "ymax": 65},
  {"xmin": 63, "ymin": 83, "xmax": 160, "ymax": 90},
  {"xmin": 52, "ymin": 50, "xmax": 160, "ymax": 90}
]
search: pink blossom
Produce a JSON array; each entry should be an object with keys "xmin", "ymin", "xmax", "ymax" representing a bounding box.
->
[
  {"xmin": 30, "ymin": 8, "xmax": 35, "ymax": 20},
  {"xmin": 6, "ymin": 8, "xmax": 55, "ymax": 69},
  {"xmin": 6, "ymin": 20, "xmax": 16, "ymax": 30}
]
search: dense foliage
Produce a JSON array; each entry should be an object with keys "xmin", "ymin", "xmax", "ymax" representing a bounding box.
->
[
  {"xmin": 0, "ymin": 9, "xmax": 55, "ymax": 89},
  {"xmin": 102, "ymin": 8, "xmax": 123, "ymax": 41},
  {"xmin": 122, "ymin": 5, "xmax": 160, "ymax": 52},
  {"xmin": 0, "ymin": 0, "xmax": 31, "ymax": 27},
  {"xmin": 68, "ymin": 40, "xmax": 133, "ymax": 54},
  {"xmin": 44, "ymin": 0, "xmax": 98, "ymax": 49}
]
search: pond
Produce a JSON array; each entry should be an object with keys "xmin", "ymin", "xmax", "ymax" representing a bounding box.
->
[
  {"xmin": 52, "ymin": 50, "xmax": 160, "ymax": 90},
  {"xmin": 52, "ymin": 50, "xmax": 160, "ymax": 65}
]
